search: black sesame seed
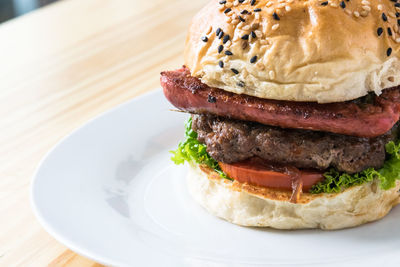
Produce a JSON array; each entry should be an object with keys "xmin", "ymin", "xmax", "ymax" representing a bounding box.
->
[
  {"xmin": 251, "ymin": 0, "xmax": 256, "ymax": 6},
  {"xmin": 218, "ymin": 45, "xmax": 224, "ymax": 53},
  {"xmin": 377, "ymin": 27, "xmax": 383, "ymax": 36},
  {"xmin": 241, "ymin": 10, "xmax": 249, "ymax": 14},
  {"xmin": 201, "ymin": 36, "xmax": 208, "ymax": 42},
  {"xmin": 225, "ymin": 50, "xmax": 233, "ymax": 56},
  {"xmin": 387, "ymin": 47, "xmax": 393, "ymax": 57},
  {"xmin": 218, "ymin": 30, "xmax": 224, "ymax": 39},
  {"xmin": 224, "ymin": 8, "xmax": 232, "ymax": 14},
  {"xmin": 321, "ymin": 1, "xmax": 328, "ymax": 6},
  {"xmin": 241, "ymin": 34, "xmax": 249, "ymax": 40},
  {"xmin": 396, "ymin": 12, "xmax": 400, "ymax": 18},
  {"xmin": 237, "ymin": 81, "xmax": 245, "ymax": 87},
  {"xmin": 250, "ymin": 56, "xmax": 258, "ymax": 63},
  {"xmin": 208, "ymin": 95, "xmax": 217, "ymax": 103},
  {"xmin": 219, "ymin": 0, "xmax": 226, "ymax": 4},
  {"xmin": 239, "ymin": 0, "xmax": 245, "ymax": 3},
  {"xmin": 382, "ymin": 13, "xmax": 388, "ymax": 22},
  {"xmin": 239, "ymin": 16, "xmax": 245, "ymax": 22},
  {"xmin": 388, "ymin": 27, "xmax": 393, "ymax": 36},
  {"xmin": 273, "ymin": 12, "xmax": 280, "ymax": 20},
  {"xmin": 254, "ymin": 8, "xmax": 262, "ymax": 12},
  {"xmin": 231, "ymin": 68, "xmax": 239, "ymax": 74},
  {"xmin": 340, "ymin": 1, "xmax": 345, "ymax": 8},
  {"xmin": 395, "ymin": 3, "xmax": 400, "ymax": 7},
  {"xmin": 219, "ymin": 61, "xmax": 224, "ymax": 68},
  {"xmin": 251, "ymin": 31, "xmax": 257, "ymax": 38},
  {"xmin": 391, "ymin": 0, "xmax": 397, "ymax": 2},
  {"xmin": 398, "ymin": 19, "xmax": 400, "ymax": 26},
  {"xmin": 223, "ymin": 34, "xmax": 230, "ymax": 44},
  {"xmin": 216, "ymin": 28, "xmax": 221, "ymax": 36}
]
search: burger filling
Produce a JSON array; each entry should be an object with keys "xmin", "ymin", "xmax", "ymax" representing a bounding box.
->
[
  {"xmin": 192, "ymin": 114, "xmax": 398, "ymax": 174},
  {"xmin": 162, "ymin": 68, "xmax": 400, "ymax": 198},
  {"xmin": 162, "ymin": 67, "xmax": 400, "ymax": 138}
]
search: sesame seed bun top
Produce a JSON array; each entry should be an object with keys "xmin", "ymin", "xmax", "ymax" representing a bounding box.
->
[{"xmin": 184, "ymin": 0, "xmax": 400, "ymax": 103}]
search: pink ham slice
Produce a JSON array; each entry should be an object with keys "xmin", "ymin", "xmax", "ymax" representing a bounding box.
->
[{"xmin": 161, "ymin": 67, "xmax": 400, "ymax": 138}]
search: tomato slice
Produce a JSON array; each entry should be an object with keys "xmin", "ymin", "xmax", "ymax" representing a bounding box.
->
[{"xmin": 219, "ymin": 158, "xmax": 324, "ymax": 192}]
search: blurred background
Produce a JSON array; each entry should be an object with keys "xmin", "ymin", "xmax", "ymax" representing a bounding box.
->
[
  {"xmin": 0, "ymin": 0, "xmax": 208, "ymax": 265},
  {"xmin": 0, "ymin": 0, "xmax": 58, "ymax": 22}
]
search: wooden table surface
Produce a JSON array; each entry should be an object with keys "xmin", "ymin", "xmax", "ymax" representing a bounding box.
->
[{"xmin": 0, "ymin": 0, "xmax": 208, "ymax": 265}]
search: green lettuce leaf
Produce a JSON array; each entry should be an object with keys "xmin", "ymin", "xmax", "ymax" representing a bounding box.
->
[
  {"xmin": 170, "ymin": 117, "xmax": 230, "ymax": 180},
  {"xmin": 171, "ymin": 117, "xmax": 400, "ymax": 194},
  {"xmin": 310, "ymin": 140, "xmax": 400, "ymax": 193}
]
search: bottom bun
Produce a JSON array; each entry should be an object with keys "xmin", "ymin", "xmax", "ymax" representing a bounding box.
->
[{"xmin": 187, "ymin": 164, "xmax": 400, "ymax": 230}]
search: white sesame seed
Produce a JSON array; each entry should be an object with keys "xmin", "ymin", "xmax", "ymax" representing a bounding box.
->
[
  {"xmin": 361, "ymin": 0, "xmax": 370, "ymax": 5},
  {"xmin": 285, "ymin": 5, "xmax": 291, "ymax": 12},
  {"xmin": 272, "ymin": 24, "xmax": 279, "ymax": 30},
  {"xmin": 255, "ymin": 30, "xmax": 263, "ymax": 37},
  {"xmin": 362, "ymin": 5, "xmax": 371, "ymax": 11},
  {"xmin": 396, "ymin": 38, "xmax": 400, "ymax": 43},
  {"xmin": 255, "ymin": 13, "xmax": 260, "ymax": 19},
  {"xmin": 377, "ymin": 4, "xmax": 383, "ymax": 11},
  {"xmin": 330, "ymin": 3, "xmax": 338, "ymax": 8},
  {"xmin": 269, "ymin": 70, "xmax": 276, "ymax": 79},
  {"xmin": 360, "ymin": 10, "xmax": 368, "ymax": 17},
  {"xmin": 242, "ymin": 68, "xmax": 248, "ymax": 77},
  {"xmin": 353, "ymin": 11, "xmax": 360, "ymax": 17},
  {"xmin": 243, "ymin": 25, "xmax": 251, "ymax": 31},
  {"xmin": 277, "ymin": 3, "xmax": 285, "ymax": 8},
  {"xmin": 266, "ymin": 2, "xmax": 273, "ymax": 7}
]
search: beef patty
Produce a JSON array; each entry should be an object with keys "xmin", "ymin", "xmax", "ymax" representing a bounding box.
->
[{"xmin": 192, "ymin": 114, "xmax": 399, "ymax": 174}]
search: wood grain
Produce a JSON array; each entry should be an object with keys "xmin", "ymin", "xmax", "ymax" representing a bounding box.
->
[{"xmin": 0, "ymin": 0, "xmax": 208, "ymax": 265}]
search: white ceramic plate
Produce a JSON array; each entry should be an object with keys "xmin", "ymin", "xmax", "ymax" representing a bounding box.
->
[{"xmin": 31, "ymin": 89, "xmax": 400, "ymax": 267}]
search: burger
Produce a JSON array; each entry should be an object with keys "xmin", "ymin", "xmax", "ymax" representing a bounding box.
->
[{"xmin": 160, "ymin": 0, "xmax": 400, "ymax": 229}]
